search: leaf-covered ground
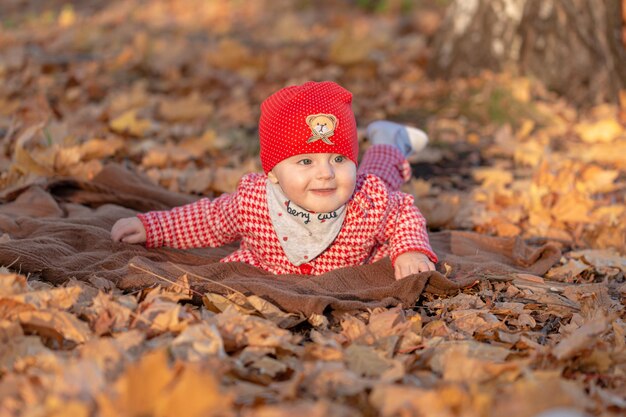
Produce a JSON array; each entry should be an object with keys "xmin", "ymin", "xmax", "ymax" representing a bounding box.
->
[{"xmin": 1, "ymin": 1, "xmax": 625, "ymax": 416}]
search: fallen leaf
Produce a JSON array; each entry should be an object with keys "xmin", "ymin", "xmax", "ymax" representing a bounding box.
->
[
  {"xmin": 109, "ymin": 109, "xmax": 152, "ymax": 137},
  {"xmin": 12, "ymin": 124, "xmax": 53, "ymax": 176},
  {"xmin": 491, "ymin": 371, "xmax": 591, "ymax": 417},
  {"xmin": 370, "ymin": 384, "xmax": 486, "ymax": 417},
  {"xmin": 429, "ymin": 340, "xmax": 519, "ymax": 382},
  {"xmin": 569, "ymin": 249, "xmax": 626, "ymax": 271},
  {"xmin": 99, "ymin": 348, "xmax": 233, "ymax": 417},
  {"xmin": 246, "ymin": 295, "xmax": 306, "ymax": 328},
  {"xmin": 6, "ymin": 286, "xmax": 82, "ymax": 310},
  {"xmin": 0, "ymin": 273, "xmax": 28, "ymax": 296},
  {"xmin": 158, "ymin": 93, "xmax": 214, "ymax": 122},
  {"xmin": 546, "ymin": 259, "xmax": 589, "ymax": 281},
  {"xmin": 344, "ymin": 344, "xmax": 394, "ymax": 378},
  {"xmin": 552, "ymin": 314, "xmax": 610, "ymax": 360},
  {"xmin": 574, "ymin": 118, "xmax": 623, "ymax": 143},
  {"xmin": 244, "ymin": 400, "xmax": 356, "ymax": 417},
  {"xmin": 170, "ymin": 322, "xmax": 226, "ymax": 361},
  {"xmin": 16, "ymin": 309, "xmax": 92, "ymax": 344}
]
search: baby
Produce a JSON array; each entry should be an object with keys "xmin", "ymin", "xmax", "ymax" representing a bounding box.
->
[{"xmin": 111, "ymin": 81, "xmax": 438, "ymax": 279}]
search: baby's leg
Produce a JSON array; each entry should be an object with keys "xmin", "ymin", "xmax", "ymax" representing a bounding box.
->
[
  {"xmin": 358, "ymin": 121, "xmax": 428, "ymax": 192},
  {"xmin": 358, "ymin": 144, "xmax": 412, "ymax": 192}
]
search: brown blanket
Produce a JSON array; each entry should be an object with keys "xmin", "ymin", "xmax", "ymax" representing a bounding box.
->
[{"xmin": 0, "ymin": 164, "xmax": 561, "ymax": 315}]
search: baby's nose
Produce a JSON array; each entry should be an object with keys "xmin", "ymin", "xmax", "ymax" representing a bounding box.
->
[{"xmin": 316, "ymin": 162, "xmax": 335, "ymax": 179}]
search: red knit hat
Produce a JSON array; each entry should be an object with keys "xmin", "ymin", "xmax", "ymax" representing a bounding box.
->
[{"xmin": 259, "ymin": 81, "xmax": 359, "ymax": 173}]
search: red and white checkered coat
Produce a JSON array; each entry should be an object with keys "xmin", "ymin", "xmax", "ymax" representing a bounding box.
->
[{"xmin": 138, "ymin": 145, "xmax": 437, "ymax": 275}]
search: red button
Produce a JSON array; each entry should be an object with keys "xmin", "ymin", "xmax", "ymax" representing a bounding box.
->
[{"xmin": 299, "ymin": 264, "xmax": 313, "ymax": 274}]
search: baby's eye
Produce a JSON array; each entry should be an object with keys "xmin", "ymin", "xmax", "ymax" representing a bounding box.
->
[
  {"xmin": 298, "ymin": 158, "xmax": 313, "ymax": 165},
  {"xmin": 334, "ymin": 155, "xmax": 345, "ymax": 163}
]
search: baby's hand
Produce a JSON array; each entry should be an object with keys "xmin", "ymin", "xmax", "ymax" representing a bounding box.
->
[
  {"xmin": 394, "ymin": 251, "xmax": 435, "ymax": 280},
  {"xmin": 111, "ymin": 217, "xmax": 147, "ymax": 244}
]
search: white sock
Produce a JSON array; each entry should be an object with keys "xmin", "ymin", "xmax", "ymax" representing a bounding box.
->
[{"xmin": 366, "ymin": 120, "xmax": 428, "ymax": 158}]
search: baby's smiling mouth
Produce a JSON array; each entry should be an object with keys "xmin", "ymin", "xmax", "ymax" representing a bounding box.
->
[{"xmin": 310, "ymin": 188, "xmax": 336, "ymax": 194}]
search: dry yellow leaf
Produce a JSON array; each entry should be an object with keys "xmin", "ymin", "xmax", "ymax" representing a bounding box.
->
[
  {"xmin": 367, "ymin": 306, "xmax": 406, "ymax": 337},
  {"xmin": 137, "ymin": 300, "xmax": 185, "ymax": 333},
  {"xmin": 44, "ymin": 399, "xmax": 89, "ymax": 417},
  {"xmin": 344, "ymin": 344, "xmax": 393, "ymax": 378},
  {"xmin": 179, "ymin": 130, "xmax": 223, "ymax": 157},
  {"xmin": 553, "ymin": 314, "xmax": 610, "ymax": 360},
  {"xmin": 88, "ymin": 292, "xmax": 134, "ymax": 333},
  {"xmin": 510, "ymin": 77, "xmax": 531, "ymax": 102},
  {"xmin": 57, "ymin": 5, "xmax": 76, "ymax": 27},
  {"xmin": 429, "ymin": 340, "xmax": 517, "ymax": 382},
  {"xmin": 570, "ymin": 249, "xmax": 626, "ymax": 271},
  {"xmin": 215, "ymin": 306, "xmax": 299, "ymax": 352},
  {"xmin": 0, "ymin": 273, "xmax": 28, "ymax": 296},
  {"xmin": 158, "ymin": 93, "xmax": 214, "ymax": 122},
  {"xmin": 370, "ymin": 384, "xmax": 488, "ymax": 417},
  {"xmin": 155, "ymin": 365, "xmax": 231, "ymax": 417},
  {"xmin": 422, "ymin": 320, "xmax": 454, "ymax": 338},
  {"xmin": 491, "ymin": 371, "xmax": 590, "ymax": 416},
  {"xmin": 418, "ymin": 193, "xmax": 464, "ymax": 229},
  {"xmin": 546, "ymin": 258, "xmax": 589, "ymax": 281},
  {"xmin": 577, "ymin": 165, "xmax": 618, "ymax": 193},
  {"xmin": 16, "ymin": 309, "xmax": 92, "ymax": 344},
  {"xmin": 0, "ymin": 333, "xmax": 56, "ymax": 370},
  {"xmin": 330, "ymin": 27, "xmax": 375, "ymax": 65},
  {"xmin": 0, "ymin": 97, "xmax": 20, "ymax": 116},
  {"xmin": 108, "ymin": 81, "xmax": 149, "ymax": 116},
  {"xmin": 250, "ymin": 355, "xmax": 288, "ymax": 378},
  {"xmin": 203, "ymin": 292, "xmax": 256, "ymax": 315},
  {"xmin": 551, "ymin": 192, "xmax": 594, "ymax": 223},
  {"xmin": 98, "ymin": 349, "xmax": 172, "ymax": 417},
  {"xmin": 591, "ymin": 205, "xmax": 625, "ymax": 225},
  {"xmin": 6, "ymin": 286, "xmax": 82, "ymax": 310},
  {"xmin": 206, "ymin": 38, "xmax": 260, "ymax": 72},
  {"xmin": 492, "ymin": 218, "xmax": 521, "ymax": 237},
  {"xmin": 246, "ymin": 295, "xmax": 305, "ymax": 328},
  {"xmin": 65, "ymin": 159, "xmax": 103, "ymax": 180},
  {"xmin": 170, "ymin": 322, "xmax": 226, "ymax": 362},
  {"xmin": 109, "ymin": 109, "xmax": 152, "ymax": 137},
  {"xmin": 141, "ymin": 146, "xmax": 170, "ymax": 168},
  {"xmin": 516, "ymin": 119, "xmax": 535, "ymax": 139},
  {"xmin": 407, "ymin": 178, "xmax": 431, "ymax": 198},
  {"xmin": 450, "ymin": 309, "xmax": 502, "ymax": 334},
  {"xmin": 514, "ymin": 140, "xmax": 546, "ymax": 167},
  {"xmin": 473, "ymin": 167, "xmax": 513, "ymax": 187},
  {"xmin": 245, "ymin": 400, "xmax": 354, "ymax": 417},
  {"xmin": 574, "ymin": 118, "xmax": 623, "ymax": 143},
  {"xmin": 12, "ymin": 124, "xmax": 54, "ymax": 176},
  {"xmin": 53, "ymin": 146, "xmax": 82, "ymax": 173},
  {"xmin": 79, "ymin": 137, "xmax": 125, "ymax": 160},
  {"xmin": 339, "ymin": 314, "xmax": 368, "ymax": 343},
  {"xmin": 567, "ymin": 141, "xmax": 626, "ymax": 168}
]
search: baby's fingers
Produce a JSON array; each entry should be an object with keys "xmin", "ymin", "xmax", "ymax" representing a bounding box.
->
[
  {"xmin": 122, "ymin": 231, "xmax": 144, "ymax": 244},
  {"xmin": 394, "ymin": 263, "xmax": 417, "ymax": 280},
  {"xmin": 110, "ymin": 226, "xmax": 125, "ymax": 242},
  {"xmin": 418, "ymin": 260, "xmax": 436, "ymax": 272},
  {"xmin": 111, "ymin": 220, "xmax": 134, "ymax": 241}
]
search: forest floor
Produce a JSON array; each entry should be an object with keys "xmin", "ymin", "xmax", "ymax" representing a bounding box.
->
[{"xmin": 0, "ymin": 1, "xmax": 625, "ymax": 416}]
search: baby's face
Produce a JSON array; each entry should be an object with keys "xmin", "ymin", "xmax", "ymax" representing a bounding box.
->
[{"xmin": 268, "ymin": 153, "xmax": 356, "ymax": 213}]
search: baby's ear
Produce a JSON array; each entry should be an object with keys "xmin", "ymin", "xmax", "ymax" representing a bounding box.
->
[{"xmin": 267, "ymin": 170, "xmax": 279, "ymax": 184}]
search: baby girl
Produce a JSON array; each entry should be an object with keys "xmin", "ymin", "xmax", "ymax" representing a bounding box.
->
[{"xmin": 111, "ymin": 81, "xmax": 437, "ymax": 279}]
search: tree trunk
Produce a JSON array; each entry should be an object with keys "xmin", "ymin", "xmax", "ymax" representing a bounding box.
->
[{"xmin": 428, "ymin": 0, "xmax": 626, "ymax": 106}]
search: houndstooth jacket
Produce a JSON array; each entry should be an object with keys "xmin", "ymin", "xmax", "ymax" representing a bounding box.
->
[{"xmin": 138, "ymin": 173, "xmax": 437, "ymax": 275}]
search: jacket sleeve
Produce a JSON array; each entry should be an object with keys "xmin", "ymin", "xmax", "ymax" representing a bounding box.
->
[
  {"xmin": 137, "ymin": 190, "xmax": 241, "ymax": 249},
  {"xmin": 380, "ymin": 191, "xmax": 438, "ymax": 264}
]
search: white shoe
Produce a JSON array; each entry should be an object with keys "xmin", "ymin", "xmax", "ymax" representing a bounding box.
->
[{"xmin": 366, "ymin": 120, "xmax": 429, "ymax": 157}]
